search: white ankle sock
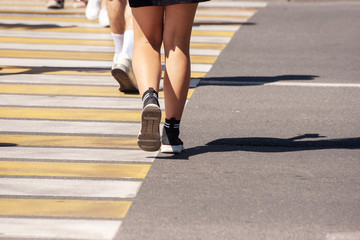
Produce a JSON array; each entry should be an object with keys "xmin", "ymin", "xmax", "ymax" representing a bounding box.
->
[
  {"xmin": 121, "ymin": 30, "xmax": 134, "ymax": 60},
  {"xmin": 111, "ymin": 32, "xmax": 124, "ymax": 54}
]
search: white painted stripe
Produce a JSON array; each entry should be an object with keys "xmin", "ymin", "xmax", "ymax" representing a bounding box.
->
[
  {"xmin": 0, "ymin": 6, "xmax": 86, "ymax": 12},
  {"xmin": 0, "ymin": 94, "xmax": 154, "ymax": 110},
  {"xmin": 0, "ymin": 57, "xmax": 112, "ymax": 68},
  {"xmin": 326, "ymin": 232, "xmax": 360, "ymax": 240},
  {"xmin": 0, "ymin": 147, "xmax": 157, "ymax": 163},
  {"xmin": 0, "ymin": 218, "xmax": 121, "ymax": 240},
  {"xmin": 0, "ymin": 19, "xmax": 102, "ymax": 29},
  {"xmin": 191, "ymin": 35, "xmax": 232, "ymax": 44},
  {"xmin": 200, "ymin": 80, "xmax": 360, "ymax": 88},
  {"xmin": 0, "ymin": 42, "xmax": 115, "ymax": 53},
  {"xmin": 0, "ymin": 74, "xmax": 118, "ymax": 86},
  {"xmin": 201, "ymin": 1, "xmax": 267, "ymax": 8},
  {"xmin": 196, "ymin": 10, "xmax": 255, "ymax": 17},
  {"xmin": 0, "ymin": 30, "xmax": 113, "ymax": 40},
  {"xmin": 193, "ymin": 25, "xmax": 240, "ymax": 31},
  {"xmin": 0, "ymin": 178, "xmax": 141, "ymax": 198},
  {"xmin": 0, "ymin": 42, "xmax": 221, "ymax": 56},
  {"xmin": 0, "ymin": 119, "xmax": 147, "ymax": 135},
  {"xmin": 268, "ymin": 82, "xmax": 360, "ymax": 88},
  {"xmin": 0, "ymin": 57, "xmax": 213, "ymax": 72}
]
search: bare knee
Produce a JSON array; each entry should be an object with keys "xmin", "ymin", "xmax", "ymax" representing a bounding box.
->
[{"xmin": 163, "ymin": 33, "xmax": 190, "ymax": 57}]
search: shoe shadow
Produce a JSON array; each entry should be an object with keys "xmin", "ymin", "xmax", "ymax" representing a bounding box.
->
[
  {"xmin": 156, "ymin": 134, "xmax": 360, "ymax": 160},
  {"xmin": 197, "ymin": 75, "xmax": 319, "ymax": 87}
]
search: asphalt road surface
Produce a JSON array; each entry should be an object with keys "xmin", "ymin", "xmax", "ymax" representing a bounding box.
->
[{"xmin": 117, "ymin": 2, "xmax": 360, "ymax": 240}]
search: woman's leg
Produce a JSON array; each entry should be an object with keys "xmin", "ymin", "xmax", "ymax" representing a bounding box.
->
[
  {"xmin": 162, "ymin": 3, "xmax": 198, "ymax": 120},
  {"xmin": 160, "ymin": 3, "xmax": 198, "ymax": 153},
  {"xmin": 131, "ymin": 6, "xmax": 164, "ymax": 95},
  {"xmin": 132, "ymin": 6, "xmax": 164, "ymax": 151}
]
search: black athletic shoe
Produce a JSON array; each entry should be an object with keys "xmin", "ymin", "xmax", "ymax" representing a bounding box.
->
[
  {"xmin": 137, "ymin": 88, "xmax": 161, "ymax": 152},
  {"xmin": 161, "ymin": 118, "xmax": 184, "ymax": 154}
]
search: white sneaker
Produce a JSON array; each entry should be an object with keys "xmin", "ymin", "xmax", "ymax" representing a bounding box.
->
[
  {"xmin": 85, "ymin": 0, "xmax": 101, "ymax": 20},
  {"xmin": 98, "ymin": 7, "xmax": 110, "ymax": 27},
  {"xmin": 111, "ymin": 54, "xmax": 138, "ymax": 93}
]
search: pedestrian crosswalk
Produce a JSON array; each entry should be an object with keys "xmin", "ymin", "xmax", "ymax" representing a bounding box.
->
[{"xmin": 0, "ymin": 1, "xmax": 266, "ymax": 239}]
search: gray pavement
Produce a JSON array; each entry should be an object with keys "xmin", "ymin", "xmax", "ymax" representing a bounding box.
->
[{"xmin": 117, "ymin": 2, "xmax": 360, "ymax": 240}]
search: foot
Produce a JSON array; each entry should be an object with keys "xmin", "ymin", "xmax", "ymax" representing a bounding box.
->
[
  {"xmin": 46, "ymin": 0, "xmax": 64, "ymax": 9},
  {"xmin": 98, "ymin": 7, "xmax": 110, "ymax": 27},
  {"xmin": 161, "ymin": 118, "xmax": 184, "ymax": 154},
  {"xmin": 111, "ymin": 55, "xmax": 138, "ymax": 93},
  {"xmin": 137, "ymin": 88, "xmax": 161, "ymax": 152},
  {"xmin": 85, "ymin": 0, "xmax": 101, "ymax": 20}
]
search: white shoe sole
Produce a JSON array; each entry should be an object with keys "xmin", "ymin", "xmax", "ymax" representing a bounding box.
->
[
  {"xmin": 137, "ymin": 104, "xmax": 161, "ymax": 152},
  {"xmin": 161, "ymin": 144, "xmax": 184, "ymax": 154}
]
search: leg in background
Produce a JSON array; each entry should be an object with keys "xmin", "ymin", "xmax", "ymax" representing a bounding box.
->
[{"xmin": 109, "ymin": 0, "xmax": 137, "ymax": 92}]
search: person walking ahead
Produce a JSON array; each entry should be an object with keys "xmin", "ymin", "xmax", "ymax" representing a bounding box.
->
[{"xmin": 130, "ymin": 0, "xmax": 208, "ymax": 153}]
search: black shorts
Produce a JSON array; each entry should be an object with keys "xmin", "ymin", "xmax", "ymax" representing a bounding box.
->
[{"xmin": 129, "ymin": 0, "xmax": 209, "ymax": 8}]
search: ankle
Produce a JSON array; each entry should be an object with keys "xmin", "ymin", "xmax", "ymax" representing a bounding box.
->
[
  {"xmin": 164, "ymin": 118, "xmax": 180, "ymax": 130},
  {"xmin": 142, "ymin": 88, "xmax": 159, "ymax": 108}
]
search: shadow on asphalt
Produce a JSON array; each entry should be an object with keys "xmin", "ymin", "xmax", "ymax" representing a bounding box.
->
[
  {"xmin": 0, "ymin": 23, "xmax": 73, "ymax": 30},
  {"xmin": 156, "ymin": 134, "xmax": 360, "ymax": 160},
  {"xmin": 0, "ymin": 143, "xmax": 18, "ymax": 147},
  {"xmin": 0, "ymin": 66, "xmax": 110, "ymax": 75},
  {"xmin": 198, "ymin": 75, "xmax": 319, "ymax": 86}
]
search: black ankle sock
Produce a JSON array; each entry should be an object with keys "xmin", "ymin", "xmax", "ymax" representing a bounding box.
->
[
  {"xmin": 142, "ymin": 87, "xmax": 159, "ymax": 108},
  {"xmin": 164, "ymin": 118, "xmax": 180, "ymax": 130}
]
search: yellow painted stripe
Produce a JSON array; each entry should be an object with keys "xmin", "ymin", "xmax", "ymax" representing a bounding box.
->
[
  {"xmin": 0, "ymin": 107, "xmax": 144, "ymax": 122},
  {"xmin": 0, "ymin": 134, "xmax": 139, "ymax": 149},
  {"xmin": 2, "ymin": 132, "xmax": 134, "ymax": 148},
  {"xmin": 0, "ymin": 49, "xmax": 113, "ymax": 61},
  {"xmin": 0, "ymin": 83, "xmax": 194, "ymax": 98},
  {"xmin": 191, "ymin": 72, "xmax": 206, "ymax": 78},
  {"xmin": 0, "ymin": 66, "xmax": 206, "ymax": 78},
  {"xmin": 190, "ymin": 42, "xmax": 226, "ymax": 50},
  {"xmin": 0, "ymin": 49, "xmax": 216, "ymax": 64},
  {"xmin": 0, "ymin": 83, "xmax": 126, "ymax": 97},
  {"xmin": 0, "ymin": 198, "xmax": 131, "ymax": 219},
  {"xmin": 0, "ymin": 160, "xmax": 150, "ymax": 179},
  {"xmin": 193, "ymin": 30, "xmax": 234, "ymax": 37},
  {"xmin": 197, "ymin": 9, "xmax": 257, "ymax": 13}
]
